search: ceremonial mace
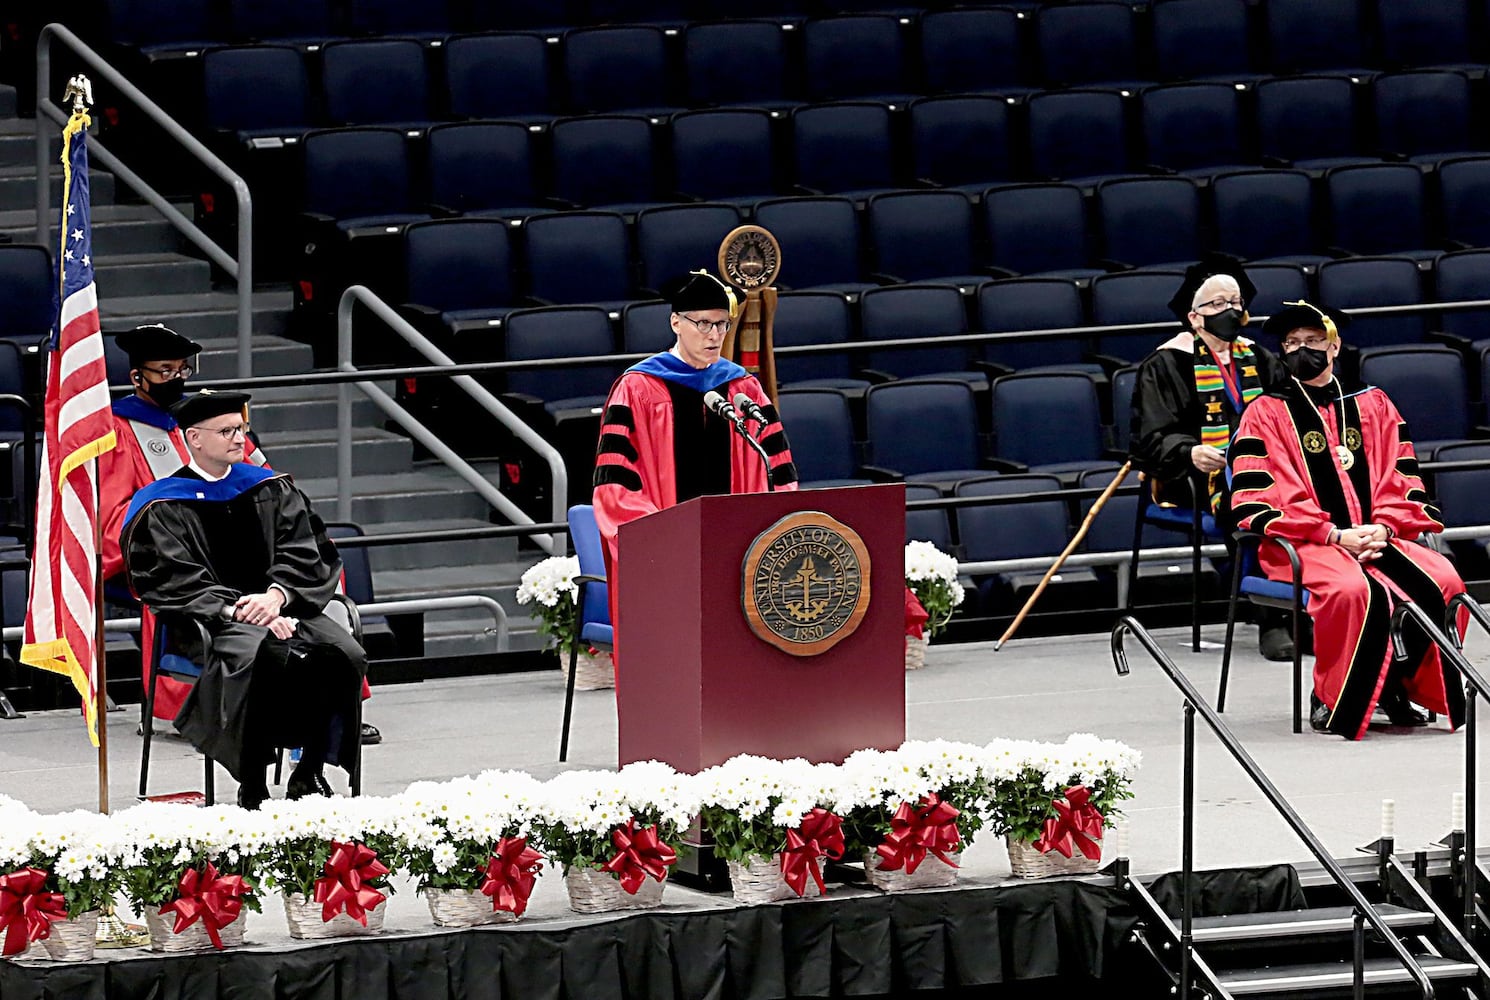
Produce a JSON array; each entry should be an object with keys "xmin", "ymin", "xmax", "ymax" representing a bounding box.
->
[
  {"xmin": 994, "ymin": 462, "xmax": 1132, "ymax": 651},
  {"xmin": 717, "ymin": 225, "xmax": 782, "ymax": 405}
]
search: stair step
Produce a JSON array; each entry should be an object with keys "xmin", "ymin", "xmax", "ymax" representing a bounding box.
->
[
  {"xmin": 1218, "ymin": 954, "xmax": 1478, "ymax": 995},
  {"xmin": 346, "ymin": 518, "xmax": 518, "ymax": 571},
  {"xmin": 94, "ymin": 251, "xmax": 211, "ymax": 297},
  {"xmin": 0, "ymin": 132, "xmax": 61, "ymax": 169},
  {"xmin": 248, "ymin": 393, "xmax": 383, "ymax": 434},
  {"xmin": 195, "ymin": 336, "xmax": 310, "ymax": 378},
  {"xmin": 1, "ymin": 166, "xmax": 115, "ymax": 211},
  {"xmin": 373, "ymin": 567, "xmax": 507, "ymax": 605},
  {"xmin": 1193, "ymin": 904, "xmax": 1436, "ymax": 943},
  {"xmin": 98, "ymin": 289, "xmax": 293, "ymax": 341},
  {"xmin": 257, "ymin": 426, "xmax": 412, "ymax": 478},
  {"xmin": 297, "ymin": 468, "xmax": 497, "ymax": 524}
]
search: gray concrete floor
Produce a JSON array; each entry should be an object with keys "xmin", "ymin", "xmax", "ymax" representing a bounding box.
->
[{"xmin": 3, "ymin": 622, "xmax": 1488, "ymax": 944}]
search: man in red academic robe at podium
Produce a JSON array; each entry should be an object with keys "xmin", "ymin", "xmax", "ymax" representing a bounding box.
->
[
  {"xmin": 593, "ymin": 270, "xmax": 798, "ymax": 665},
  {"xmin": 1229, "ymin": 302, "xmax": 1466, "ymax": 740}
]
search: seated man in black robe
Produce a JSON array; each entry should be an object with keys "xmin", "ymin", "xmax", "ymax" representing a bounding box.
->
[{"xmin": 121, "ymin": 391, "xmax": 366, "ymax": 809}]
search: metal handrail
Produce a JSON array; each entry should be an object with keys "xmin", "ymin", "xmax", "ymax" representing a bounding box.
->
[
  {"xmin": 180, "ymin": 296, "xmax": 1490, "ymax": 392},
  {"xmin": 1403, "ymin": 596, "xmax": 1490, "ymax": 940},
  {"xmin": 35, "ymin": 23, "xmax": 254, "ymax": 377},
  {"xmin": 1112, "ymin": 616, "xmax": 1435, "ymax": 1000},
  {"xmin": 336, "ymin": 285, "xmax": 567, "ymax": 556},
  {"xmin": 0, "ymin": 595, "xmax": 509, "ymax": 650}
]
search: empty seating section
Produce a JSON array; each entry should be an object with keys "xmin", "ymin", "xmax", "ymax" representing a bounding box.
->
[{"xmin": 85, "ymin": 0, "xmax": 1490, "ymax": 614}]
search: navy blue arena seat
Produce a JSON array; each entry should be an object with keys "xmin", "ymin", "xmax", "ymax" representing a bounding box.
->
[
  {"xmin": 753, "ymin": 197, "xmax": 872, "ymax": 294},
  {"xmin": 1150, "ymin": 0, "xmax": 1265, "ymax": 86},
  {"xmin": 1210, "ymin": 170, "xmax": 1327, "ymax": 267},
  {"xmin": 427, "ymin": 122, "xmax": 546, "ymax": 220},
  {"xmin": 1315, "ymin": 256, "xmax": 1428, "ymax": 350},
  {"xmin": 907, "ymin": 96, "xmax": 1018, "ymax": 194},
  {"xmin": 1254, "ymin": 76, "xmax": 1371, "ymax": 172},
  {"xmin": 1025, "ymin": 90, "xmax": 1132, "ymax": 186},
  {"xmin": 443, "ymin": 33, "xmax": 557, "ymax": 124},
  {"xmin": 776, "ymin": 389, "xmax": 870, "ymax": 488},
  {"xmin": 321, "ymin": 40, "xmax": 432, "ymax": 129},
  {"xmin": 983, "ymin": 184, "xmax": 1100, "ymax": 279},
  {"xmin": 1095, "ymin": 176, "xmax": 1204, "ymax": 270},
  {"xmin": 918, "ymin": 8, "xmax": 1033, "ymax": 98},
  {"xmin": 863, "ymin": 379, "xmax": 991, "ymax": 487},
  {"xmin": 633, "ymin": 203, "xmax": 743, "ymax": 296},
  {"xmin": 522, "ymin": 211, "xmax": 637, "ymax": 310},
  {"xmin": 801, "ymin": 15, "xmax": 914, "ymax": 105},
  {"xmin": 1140, "ymin": 83, "xmax": 1250, "ymax": 176},
  {"xmin": 1035, "ymin": 2, "xmax": 1151, "ymax": 93},
  {"xmin": 562, "ymin": 25, "xmax": 683, "ymax": 118},
  {"xmin": 771, "ymin": 291, "xmax": 870, "ymax": 392},
  {"xmin": 790, "ymin": 102, "xmax": 901, "ymax": 201},
  {"xmin": 866, "ymin": 191, "xmax": 989, "ymax": 290},
  {"xmin": 683, "ymin": 20, "xmax": 798, "ymax": 112},
  {"xmin": 859, "ymin": 284, "xmax": 981, "ymax": 383},
  {"xmin": 549, "ymin": 115, "xmax": 664, "ymax": 213},
  {"xmin": 670, "ymin": 109, "xmax": 781, "ymax": 205},
  {"xmin": 976, "ymin": 277, "xmax": 1097, "ymax": 377}
]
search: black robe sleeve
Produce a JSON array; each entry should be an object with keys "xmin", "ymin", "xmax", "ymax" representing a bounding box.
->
[
  {"xmin": 1130, "ymin": 347, "xmax": 1201, "ymax": 482},
  {"xmin": 264, "ymin": 480, "xmax": 343, "ymax": 618}
]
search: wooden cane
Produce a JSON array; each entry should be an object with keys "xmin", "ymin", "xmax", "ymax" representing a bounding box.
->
[{"xmin": 994, "ymin": 461, "xmax": 1132, "ymax": 651}]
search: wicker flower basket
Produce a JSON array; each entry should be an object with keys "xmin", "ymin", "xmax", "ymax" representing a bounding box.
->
[
  {"xmin": 904, "ymin": 635, "xmax": 928, "ymax": 671},
  {"xmin": 561, "ymin": 648, "xmax": 614, "ymax": 690},
  {"xmin": 39, "ymin": 910, "xmax": 99, "ymax": 962},
  {"xmin": 145, "ymin": 903, "xmax": 246, "ymax": 953},
  {"xmin": 424, "ymin": 887, "xmax": 519, "ymax": 928},
  {"xmin": 1005, "ymin": 835, "xmax": 1103, "ymax": 879},
  {"xmin": 564, "ymin": 866, "xmax": 664, "ymax": 914},
  {"xmin": 726, "ymin": 853, "xmax": 826, "ymax": 904},
  {"xmin": 862, "ymin": 849, "xmax": 960, "ymax": 891},
  {"xmin": 283, "ymin": 892, "xmax": 387, "ymax": 939}
]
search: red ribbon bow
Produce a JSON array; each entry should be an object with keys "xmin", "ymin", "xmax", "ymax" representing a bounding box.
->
[
  {"xmin": 779, "ymin": 808, "xmax": 845, "ymax": 897},
  {"xmin": 480, "ymin": 836, "xmax": 544, "ymax": 917},
  {"xmin": 1034, "ymin": 785, "xmax": 1105, "ymax": 860},
  {"xmin": 160, "ymin": 862, "xmax": 250, "ymax": 950},
  {"xmin": 904, "ymin": 587, "xmax": 930, "ymax": 640},
  {"xmin": 313, "ymin": 841, "xmax": 389, "ymax": 925},
  {"xmin": 875, "ymin": 793, "xmax": 962, "ymax": 875},
  {"xmin": 0, "ymin": 867, "xmax": 66, "ymax": 956},
  {"xmin": 601, "ymin": 819, "xmax": 677, "ymax": 895}
]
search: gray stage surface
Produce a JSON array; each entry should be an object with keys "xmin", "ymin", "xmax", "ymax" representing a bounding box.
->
[{"xmin": 3, "ymin": 623, "xmax": 1487, "ymax": 891}]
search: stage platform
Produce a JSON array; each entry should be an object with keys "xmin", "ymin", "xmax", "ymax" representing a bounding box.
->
[{"xmin": 0, "ymin": 623, "xmax": 1486, "ymax": 996}]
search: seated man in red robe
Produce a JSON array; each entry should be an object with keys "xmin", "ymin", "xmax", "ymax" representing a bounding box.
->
[
  {"xmin": 1229, "ymin": 301, "xmax": 1466, "ymax": 739},
  {"xmin": 592, "ymin": 270, "xmax": 798, "ymax": 666}
]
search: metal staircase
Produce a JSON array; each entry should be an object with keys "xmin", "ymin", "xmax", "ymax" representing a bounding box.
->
[{"xmin": 1112, "ymin": 614, "xmax": 1490, "ymax": 999}]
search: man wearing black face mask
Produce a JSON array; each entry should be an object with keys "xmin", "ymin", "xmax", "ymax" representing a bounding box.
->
[
  {"xmin": 99, "ymin": 325, "xmax": 270, "ymax": 723},
  {"xmin": 1230, "ymin": 301, "xmax": 1466, "ymax": 740},
  {"xmin": 1130, "ymin": 255, "xmax": 1290, "ymax": 657}
]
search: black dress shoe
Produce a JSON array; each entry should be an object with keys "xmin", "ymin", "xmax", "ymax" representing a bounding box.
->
[
  {"xmin": 1259, "ymin": 626, "xmax": 1295, "ymax": 662},
  {"xmin": 1378, "ymin": 690, "xmax": 1429, "ymax": 727},
  {"xmin": 1309, "ymin": 693, "xmax": 1331, "ymax": 732},
  {"xmin": 286, "ymin": 770, "xmax": 333, "ymax": 800},
  {"xmin": 360, "ymin": 722, "xmax": 381, "ymax": 745},
  {"xmin": 237, "ymin": 784, "xmax": 270, "ymax": 810}
]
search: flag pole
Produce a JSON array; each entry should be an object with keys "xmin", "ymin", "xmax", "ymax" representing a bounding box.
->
[
  {"xmin": 94, "ymin": 462, "xmax": 108, "ymax": 815},
  {"xmin": 994, "ymin": 462, "xmax": 1132, "ymax": 651}
]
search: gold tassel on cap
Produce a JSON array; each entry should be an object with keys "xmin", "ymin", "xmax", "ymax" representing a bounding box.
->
[{"xmin": 1284, "ymin": 300, "xmax": 1339, "ymax": 342}]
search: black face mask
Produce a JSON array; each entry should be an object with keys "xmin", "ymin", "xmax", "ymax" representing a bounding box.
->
[
  {"xmin": 1283, "ymin": 345, "xmax": 1331, "ymax": 382},
  {"xmin": 1201, "ymin": 308, "xmax": 1245, "ymax": 342},
  {"xmin": 141, "ymin": 376, "xmax": 188, "ymax": 408}
]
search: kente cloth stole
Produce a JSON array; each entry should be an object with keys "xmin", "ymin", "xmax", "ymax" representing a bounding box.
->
[
  {"xmin": 1193, "ymin": 338, "xmax": 1264, "ymax": 511},
  {"xmin": 1193, "ymin": 338, "xmax": 1263, "ymax": 451}
]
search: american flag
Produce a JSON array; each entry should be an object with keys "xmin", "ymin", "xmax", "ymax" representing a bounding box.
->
[{"xmin": 20, "ymin": 110, "xmax": 117, "ymax": 747}]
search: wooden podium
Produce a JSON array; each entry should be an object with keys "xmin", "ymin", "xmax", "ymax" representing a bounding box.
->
[{"xmin": 616, "ymin": 483, "xmax": 906, "ymax": 772}]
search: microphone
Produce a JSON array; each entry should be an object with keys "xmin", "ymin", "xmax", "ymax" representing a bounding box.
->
[
  {"xmin": 704, "ymin": 389, "xmax": 777, "ymax": 490},
  {"xmin": 703, "ymin": 390, "xmax": 746, "ymax": 431},
  {"xmin": 732, "ymin": 392, "xmax": 770, "ymax": 428}
]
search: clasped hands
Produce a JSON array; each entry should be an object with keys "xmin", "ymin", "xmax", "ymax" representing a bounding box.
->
[
  {"xmin": 233, "ymin": 589, "xmax": 298, "ymax": 638},
  {"xmin": 1333, "ymin": 523, "xmax": 1391, "ymax": 562}
]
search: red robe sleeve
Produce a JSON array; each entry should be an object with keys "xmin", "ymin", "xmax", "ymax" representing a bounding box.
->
[
  {"xmin": 728, "ymin": 375, "xmax": 798, "ymax": 493},
  {"xmin": 98, "ymin": 414, "xmax": 150, "ymax": 581},
  {"xmin": 1229, "ymin": 396, "xmax": 1338, "ymax": 546},
  {"xmin": 1359, "ymin": 389, "xmax": 1444, "ymax": 541}
]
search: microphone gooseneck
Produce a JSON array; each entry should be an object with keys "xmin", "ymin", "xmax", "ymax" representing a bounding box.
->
[{"xmin": 703, "ymin": 389, "xmax": 776, "ymax": 491}]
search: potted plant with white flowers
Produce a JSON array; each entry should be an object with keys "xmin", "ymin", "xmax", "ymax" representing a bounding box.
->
[
  {"xmin": 516, "ymin": 554, "xmax": 612, "ymax": 689},
  {"xmin": 984, "ymin": 734, "xmax": 1141, "ymax": 878},
  {"xmin": 394, "ymin": 771, "xmax": 547, "ymax": 927},
  {"xmin": 531, "ymin": 761, "xmax": 696, "ymax": 913},
  {"xmin": 257, "ymin": 797, "xmax": 398, "ymax": 939},
  {"xmin": 835, "ymin": 741, "xmax": 991, "ymax": 892},
  {"xmin": 0, "ymin": 803, "xmax": 120, "ymax": 961},
  {"xmin": 903, "ymin": 541, "xmax": 965, "ymax": 669},
  {"xmin": 112, "ymin": 803, "xmax": 264, "ymax": 952},
  {"xmin": 697, "ymin": 756, "xmax": 845, "ymax": 903}
]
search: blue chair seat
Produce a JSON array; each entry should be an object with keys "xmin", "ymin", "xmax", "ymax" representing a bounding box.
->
[
  {"xmin": 159, "ymin": 653, "xmax": 203, "ymax": 679},
  {"xmin": 336, "ymin": 213, "xmax": 429, "ymax": 233},
  {"xmin": 1239, "ymin": 575, "xmax": 1312, "ymax": 608},
  {"xmin": 1144, "ymin": 503, "xmax": 1220, "ymax": 538},
  {"xmin": 545, "ymin": 395, "xmax": 608, "ymax": 418},
  {"xmin": 581, "ymin": 622, "xmax": 613, "ymax": 647}
]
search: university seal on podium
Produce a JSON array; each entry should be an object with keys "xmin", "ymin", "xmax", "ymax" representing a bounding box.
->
[
  {"xmin": 741, "ymin": 511, "xmax": 871, "ymax": 657},
  {"xmin": 718, "ymin": 225, "xmax": 782, "ymax": 290}
]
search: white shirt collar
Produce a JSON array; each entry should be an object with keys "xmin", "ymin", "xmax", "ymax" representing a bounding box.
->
[{"xmin": 188, "ymin": 458, "xmax": 231, "ymax": 482}]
